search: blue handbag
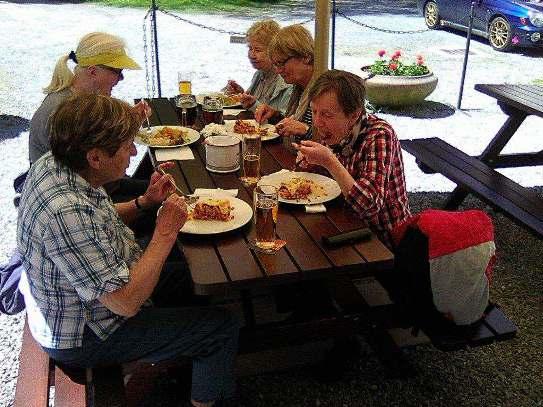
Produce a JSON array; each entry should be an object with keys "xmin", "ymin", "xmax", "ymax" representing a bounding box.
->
[{"xmin": 0, "ymin": 250, "xmax": 25, "ymax": 315}]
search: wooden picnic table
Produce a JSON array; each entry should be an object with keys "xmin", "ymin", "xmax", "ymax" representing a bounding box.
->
[
  {"xmin": 444, "ymin": 84, "xmax": 543, "ymax": 208},
  {"xmin": 134, "ymin": 97, "xmax": 418, "ymax": 376},
  {"xmin": 475, "ymin": 84, "xmax": 543, "ymax": 168},
  {"xmin": 401, "ymin": 84, "xmax": 543, "ymax": 237}
]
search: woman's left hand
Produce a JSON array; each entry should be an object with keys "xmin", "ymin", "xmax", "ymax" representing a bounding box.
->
[
  {"xmin": 138, "ymin": 162, "xmax": 176, "ymax": 208},
  {"xmin": 293, "ymin": 140, "xmax": 336, "ymax": 170},
  {"xmin": 133, "ymin": 100, "xmax": 152, "ymax": 124},
  {"xmin": 276, "ymin": 116, "xmax": 308, "ymax": 137}
]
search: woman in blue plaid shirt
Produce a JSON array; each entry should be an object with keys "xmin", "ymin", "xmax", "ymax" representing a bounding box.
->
[{"xmin": 17, "ymin": 93, "xmax": 239, "ymax": 407}]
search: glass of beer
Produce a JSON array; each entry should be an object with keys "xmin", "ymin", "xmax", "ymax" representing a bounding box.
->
[
  {"xmin": 240, "ymin": 133, "xmax": 261, "ymax": 186},
  {"xmin": 202, "ymin": 95, "xmax": 224, "ymax": 125},
  {"xmin": 253, "ymin": 184, "xmax": 278, "ymax": 251},
  {"xmin": 174, "ymin": 94, "xmax": 198, "ymax": 127},
  {"xmin": 178, "ymin": 71, "xmax": 192, "ymax": 95}
]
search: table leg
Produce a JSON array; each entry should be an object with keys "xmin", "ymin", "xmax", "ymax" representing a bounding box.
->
[
  {"xmin": 443, "ymin": 111, "xmax": 527, "ymax": 209},
  {"xmin": 443, "ymin": 186, "xmax": 470, "ymax": 210},
  {"xmin": 479, "ymin": 112, "xmax": 527, "ymax": 165},
  {"xmin": 241, "ymin": 290, "xmax": 256, "ymax": 329}
]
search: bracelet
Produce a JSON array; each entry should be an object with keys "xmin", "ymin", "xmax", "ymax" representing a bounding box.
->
[{"xmin": 134, "ymin": 197, "xmax": 143, "ymax": 210}]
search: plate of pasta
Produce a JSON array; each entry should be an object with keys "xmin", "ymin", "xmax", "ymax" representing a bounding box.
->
[
  {"xmin": 136, "ymin": 126, "xmax": 200, "ymax": 148},
  {"xmin": 181, "ymin": 195, "xmax": 253, "ymax": 234},
  {"xmin": 258, "ymin": 171, "xmax": 341, "ymax": 205},
  {"xmin": 224, "ymin": 119, "xmax": 280, "ymax": 141}
]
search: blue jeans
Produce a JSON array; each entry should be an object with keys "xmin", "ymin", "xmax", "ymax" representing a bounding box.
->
[{"xmin": 44, "ymin": 305, "xmax": 239, "ymax": 403}]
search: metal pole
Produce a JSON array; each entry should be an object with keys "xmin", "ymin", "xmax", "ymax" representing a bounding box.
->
[
  {"xmin": 457, "ymin": 1, "xmax": 475, "ymax": 110},
  {"xmin": 151, "ymin": 0, "xmax": 162, "ymax": 97},
  {"xmin": 331, "ymin": 0, "xmax": 336, "ymax": 69}
]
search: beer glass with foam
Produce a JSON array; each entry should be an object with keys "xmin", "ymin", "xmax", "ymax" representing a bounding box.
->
[
  {"xmin": 174, "ymin": 94, "xmax": 197, "ymax": 127},
  {"xmin": 178, "ymin": 71, "xmax": 192, "ymax": 95}
]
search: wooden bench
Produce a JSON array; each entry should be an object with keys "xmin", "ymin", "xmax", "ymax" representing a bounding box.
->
[
  {"xmin": 14, "ymin": 321, "xmax": 127, "ymax": 407},
  {"xmin": 422, "ymin": 302, "xmax": 517, "ymax": 352},
  {"xmin": 332, "ymin": 277, "xmax": 517, "ymax": 360},
  {"xmin": 400, "ymin": 137, "xmax": 543, "ymax": 238}
]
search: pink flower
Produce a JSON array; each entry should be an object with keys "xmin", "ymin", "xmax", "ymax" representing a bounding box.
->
[
  {"xmin": 417, "ymin": 59, "xmax": 425, "ymax": 66},
  {"xmin": 389, "ymin": 63, "xmax": 398, "ymax": 70},
  {"xmin": 378, "ymin": 49, "xmax": 386, "ymax": 57},
  {"xmin": 393, "ymin": 50, "xmax": 402, "ymax": 58},
  {"xmin": 416, "ymin": 54, "xmax": 424, "ymax": 60}
]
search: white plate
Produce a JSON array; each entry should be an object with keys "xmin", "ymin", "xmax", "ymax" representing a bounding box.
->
[
  {"xmin": 258, "ymin": 171, "xmax": 342, "ymax": 205},
  {"xmin": 196, "ymin": 93, "xmax": 242, "ymax": 108},
  {"xmin": 223, "ymin": 120, "xmax": 280, "ymax": 142},
  {"xmin": 135, "ymin": 126, "xmax": 200, "ymax": 148},
  {"xmin": 181, "ymin": 195, "xmax": 253, "ymax": 234}
]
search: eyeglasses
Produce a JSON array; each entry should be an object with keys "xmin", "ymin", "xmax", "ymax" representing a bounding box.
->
[
  {"xmin": 97, "ymin": 65, "xmax": 124, "ymax": 81},
  {"xmin": 272, "ymin": 56, "xmax": 294, "ymax": 69}
]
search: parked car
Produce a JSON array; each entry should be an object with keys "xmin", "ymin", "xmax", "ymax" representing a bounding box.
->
[{"xmin": 417, "ymin": 0, "xmax": 543, "ymax": 51}]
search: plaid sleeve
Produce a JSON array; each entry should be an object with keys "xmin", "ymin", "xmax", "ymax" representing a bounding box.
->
[
  {"xmin": 44, "ymin": 204, "xmax": 130, "ymax": 302},
  {"xmin": 345, "ymin": 128, "xmax": 393, "ymax": 219}
]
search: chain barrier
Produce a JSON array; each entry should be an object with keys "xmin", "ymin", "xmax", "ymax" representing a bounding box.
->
[
  {"xmin": 142, "ymin": 8, "xmax": 156, "ymax": 99},
  {"xmin": 158, "ymin": 8, "xmax": 314, "ymax": 36},
  {"xmin": 142, "ymin": 6, "xmax": 315, "ymax": 93},
  {"xmin": 158, "ymin": 8, "xmax": 245, "ymax": 35},
  {"xmin": 336, "ymin": 9, "xmax": 430, "ymax": 34}
]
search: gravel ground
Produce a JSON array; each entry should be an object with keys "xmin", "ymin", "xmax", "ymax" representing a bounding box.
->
[{"xmin": 1, "ymin": 1, "xmax": 542, "ymax": 406}]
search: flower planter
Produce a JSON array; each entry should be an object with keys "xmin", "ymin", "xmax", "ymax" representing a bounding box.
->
[{"xmin": 361, "ymin": 68, "xmax": 438, "ymax": 107}]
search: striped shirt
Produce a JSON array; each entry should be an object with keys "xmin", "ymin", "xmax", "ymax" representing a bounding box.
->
[
  {"xmin": 17, "ymin": 153, "xmax": 142, "ymax": 349},
  {"xmin": 328, "ymin": 115, "xmax": 411, "ymax": 248},
  {"xmin": 246, "ymin": 70, "xmax": 292, "ymax": 114}
]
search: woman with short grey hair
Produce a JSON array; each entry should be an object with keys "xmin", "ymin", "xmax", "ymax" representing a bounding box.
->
[
  {"xmin": 225, "ymin": 19, "xmax": 292, "ymax": 113},
  {"xmin": 294, "ymin": 70, "xmax": 411, "ymax": 248},
  {"xmin": 19, "ymin": 93, "xmax": 240, "ymax": 407}
]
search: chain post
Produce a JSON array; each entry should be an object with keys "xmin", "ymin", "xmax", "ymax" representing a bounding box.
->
[
  {"xmin": 331, "ymin": 0, "xmax": 336, "ymax": 69},
  {"xmin": 151, "ymin": 0, "xmax": 162, "ymax": 97},
  {"xmin": 457, "ymin": 1, "xmax": 476, "ymax": 110}
]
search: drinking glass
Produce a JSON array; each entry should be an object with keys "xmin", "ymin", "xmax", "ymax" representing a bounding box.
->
[
  {"xmin": 253, "ymin": 185, "xmax": 278, "ymax": 251},
  {"xmin": 240, "ymin": 133, "xmax": 261, "ymax": 186},
  {"xmin": 178, "ymin": 71, "xmax": 192, "ymax": 95},
  {"xmin": 174, "ymin": 94, "xmax": 197, "ymax": 127},
  {"xmin": 202, "ymin": 95, "xmax": 224, "ymax": 125}
]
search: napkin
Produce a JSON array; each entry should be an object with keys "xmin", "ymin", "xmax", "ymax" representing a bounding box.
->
[
  {"xmin": 155, "ymin": 147, "xmax": 194, "ymax": 162},
  {"xmin": 193, "ymin": 188, "xmax": 238, "ymax": 198},
  {"xmin": 305, "ymin": 204, "xmax": 327, "ymax": 213},
  {"xmin": 222, "ymin": 108, "xmax": 246, "ymax": 117}
]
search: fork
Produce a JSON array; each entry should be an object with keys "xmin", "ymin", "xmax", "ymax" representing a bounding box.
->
[
  {"xmin": 156, "ymin": 167, "xmax": 199, "ymax": 207},
  {"xmin": 145, "ymin": 116, "xmax": 152, "ymax": 135}
]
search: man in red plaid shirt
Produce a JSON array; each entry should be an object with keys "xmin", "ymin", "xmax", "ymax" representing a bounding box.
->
[{"xmin": 294, "ymin": 70, "xmax": 411, "ymax": 249}]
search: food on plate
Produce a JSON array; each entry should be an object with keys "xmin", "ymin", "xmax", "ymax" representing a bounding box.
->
[
  {"xmin": 258, "ymin": 127, "xmax": 270, "ymax": 138},
  {"xmin": 201, "ymin": 123, "xmax": 229, "ymax": 138},
  {"xmin": 222, "ymin": 93, "xmax": 242, "ymax": 106},
  {"xmin": 233, "ymin": 119, "xmax": 258, "ymax": 134},
  {"xmin": 191, "ymin": 198, "xmax": 233, "ymax": 221},
  {"xmin": 278, "ymin": 177, "xmax": 327, "ymax": 201},
  {"xmin": 142, "ymin": 126, "xmax": 189, "ymax": 146}
]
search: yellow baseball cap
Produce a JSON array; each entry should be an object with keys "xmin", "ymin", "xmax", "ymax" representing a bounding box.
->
[{"xmin": 76, "ymin": 48, "xmax": 140, "ymax": 70}]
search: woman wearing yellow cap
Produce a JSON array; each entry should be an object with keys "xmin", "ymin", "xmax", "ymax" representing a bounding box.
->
[{"xmin": 29, "ymin": 32, "xmax": 147, "ymax": 165}]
